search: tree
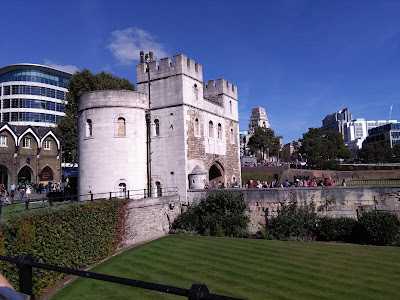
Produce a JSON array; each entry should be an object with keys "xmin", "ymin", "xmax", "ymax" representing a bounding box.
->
[
  {"xmin": 54, "ymin": 69, "xmax": 135, "ymax": 162},
  {"xmin": 247, "ymin": 127, "xmax": 281, "ymax": 161},
  {"xmin": 299, "ymin": 128, "xmax": 351, "ymax": 169},
  {"xmin": 357, "ymin": 142, "xmax": 392, "ymax": 163}
]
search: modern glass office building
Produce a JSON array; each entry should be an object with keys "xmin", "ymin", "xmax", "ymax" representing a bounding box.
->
[{"xmin": 0, "ymin": 64, "xmax": 72, "ymax": 127}]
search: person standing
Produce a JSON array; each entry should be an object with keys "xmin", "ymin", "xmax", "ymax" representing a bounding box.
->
[
  {"xmin": 19, "ymin": 185, "xmax": 25, "ymax": 201},
  {"xmin": 10, "ymin": 183, "xmax": 15, "ymax": 203}
]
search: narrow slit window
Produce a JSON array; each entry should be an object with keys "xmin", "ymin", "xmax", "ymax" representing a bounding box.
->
[
  {"xmin": 86, "ymin": 119, "xmax": 92, "ymax": 137},
  {"xmin": 154, "ymin": 119, "xmax": 160, "ymax": 136}
]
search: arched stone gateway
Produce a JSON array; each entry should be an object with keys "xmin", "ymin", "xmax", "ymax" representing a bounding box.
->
[
  {"xmin": 0, "ymin": 165, "xmax": 10, "ymax": 189},
  {"xmin": 18, "ymin": 166, "xmax": 33, "ymax": 184},
  {"xmin": 208, "ymin": 162, "xmax": 224, "ymax": 186}
]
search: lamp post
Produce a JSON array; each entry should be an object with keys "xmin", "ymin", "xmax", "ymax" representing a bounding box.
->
[{"xmin": 141, "ymin": 51, "xmax": 153, "ymax": 198}]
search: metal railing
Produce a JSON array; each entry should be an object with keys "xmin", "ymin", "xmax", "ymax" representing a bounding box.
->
[
  {"xmin": 0, "ymin": 255, "xmax": 240, "ymax": 300},
  {"xmin": 346, "ymin": 179, "xmax": 400, "ymax": 186},
  {"xmin": 0, "ymin": 187, "xmax": 179, "ymax": 216}
]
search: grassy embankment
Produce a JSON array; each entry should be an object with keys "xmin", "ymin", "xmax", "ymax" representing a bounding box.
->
[{"xmin": 53, "ymin": 235, "xmax": 400, "ymax": 300}]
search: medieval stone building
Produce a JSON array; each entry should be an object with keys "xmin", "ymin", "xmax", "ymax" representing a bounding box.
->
[
  {"xmin": 78, "ymin": 53, "xmax": 241, "ymax": 201},
  {"xmin": 0, "ymin": 122, "xmax": 61, "ymax": 188}
]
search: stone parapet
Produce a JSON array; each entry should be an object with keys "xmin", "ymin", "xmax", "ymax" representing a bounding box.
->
[{"xmin": 79, "ymin": 90, "xmax": 148, "ymax": 112}]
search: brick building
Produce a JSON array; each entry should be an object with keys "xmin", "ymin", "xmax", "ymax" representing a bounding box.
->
[{"xmin": 0, "ymin": 122, "xmax": 61, "ymax": 188}]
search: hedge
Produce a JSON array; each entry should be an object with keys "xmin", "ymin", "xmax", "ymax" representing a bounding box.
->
[
  {"xmin": 0, "ymin": 200, "xmax": 126, "ymax": 296},
  {"xmin": 267, "ymin": 202, "xmax": 400, "ymax": 246}
]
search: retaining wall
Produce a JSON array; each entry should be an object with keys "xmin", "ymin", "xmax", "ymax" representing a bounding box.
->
[
  {"xmin": 188, "ymin": 186, "xmax": 400, "ymax": 233},
  {"xmin": 119, "ymin": 196, "xmax": 181, "ymax": 250}
]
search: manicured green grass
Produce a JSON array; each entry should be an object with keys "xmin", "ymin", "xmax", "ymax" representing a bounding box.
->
[
  {"xmin": 0, "ymin": 201, "xmax": 71, "ymax": 222},
  {"xmin": 52, "ymin": 235, "xmax": 400, "ymax": 300}
]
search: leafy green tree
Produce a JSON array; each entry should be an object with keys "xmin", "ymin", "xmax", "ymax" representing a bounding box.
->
[
  {"xmin": 299, "ymin": 128, "xmax": 351, "ymax": 169},
  {"xmin": 54, "ymin": 69, "xmax": 135, "ymax": 162},
  {"xmin": 357, "ymin": 142, "xmax": 392, "ymax": 163},
  {"xmin": 392, "ymin": 144, "xmax": 400, "ymax": 163},
  {"xmin": 247, "ymin": 127, "xmax": 281, "ymax": 160}
]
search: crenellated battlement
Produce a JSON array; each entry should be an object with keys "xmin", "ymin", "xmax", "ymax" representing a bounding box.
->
[
  {"xmin": 203, "ymin": 78, "xmax": 238, "ymax": 100},
  {"xmin": 137, "ymin": 53, "xmax": 203, "ymax": 83}
]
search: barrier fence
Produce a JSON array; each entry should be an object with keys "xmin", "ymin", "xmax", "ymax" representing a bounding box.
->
[
  {"xmin": 0, "ymin": 187, "xmax": 179, "ymax": 216},
  {"xmin": 0, "ymin": 255, "xmax": 241, "ymax": 300}
]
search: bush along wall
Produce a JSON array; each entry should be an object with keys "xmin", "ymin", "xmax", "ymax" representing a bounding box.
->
[
  {"xmin": 266, "ymin": 201, "xmax": 400, "ymax": 246},
  {"xmin": 172, "ymin": 190, "xmax": 249, "ymax": 237},
  {"xmin": 0, "ymin": 200, "xmax": 126, "ymax": 296}
]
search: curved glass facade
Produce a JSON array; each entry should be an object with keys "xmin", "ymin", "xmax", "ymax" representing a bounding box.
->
[
  {"xmin": 0, "ymin": 69, "xmax": 69, "ymax": 88},
  {"xmin": 0, "ymin": 64, "xmax": 71, "ymax": 127}
]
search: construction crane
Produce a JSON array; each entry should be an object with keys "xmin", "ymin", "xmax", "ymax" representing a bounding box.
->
[{"xmin": 388, "ymin": 104, "xmax": 393, "ymax": 122}]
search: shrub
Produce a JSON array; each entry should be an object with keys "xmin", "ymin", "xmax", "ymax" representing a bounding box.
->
[
  {"xmin": 316, "ymin": 217, "xmax": 357, "ymax": 242},
  {"xmin": 268, "ymin": 201, "xmax": 317, "ymax": 240},
  {"xmin": 356, "ymin": 211, "xmax": 400, "ymax": 246},
  {"xmin": 172, "ymin": 190, "xmax": 249, "ymax": 237},
  {"xmin": 0, "ymin": 200, "xmax": 125, "ymax": 295}
]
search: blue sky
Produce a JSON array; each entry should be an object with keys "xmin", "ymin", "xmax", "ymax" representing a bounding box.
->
[{"xmin": 1, "ymin": 0, "xmax": 399, "ymax": 144}]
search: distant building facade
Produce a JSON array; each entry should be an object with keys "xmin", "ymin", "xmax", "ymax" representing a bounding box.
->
[
  {"xmin": 78, "ymin": 53, "xmax": 241, "ymax": 201},
  {"xmin": 248, "ymin": 106, "xmax": 270, "ymax": 133},
  {"xmin": 344, "ymin": 118, "xmax": 398, "ymax": 152},
  {"xmin": 240, "ymin": 106, "xmax": 271, "ymax": 157},
  {"xmin": 0, "ymin": 123, "xmax": 61, "ymax": 189},
  {"xmin": 0, "ymin": 64, "xmax": 71, "ymax": 127},
  {"xmin": 364, "ymin": 122, "xmax": 400, "ymax": 148},
  {"xmin": 322, "ymin": 108, "xmax": 353, "ymax": 136}
]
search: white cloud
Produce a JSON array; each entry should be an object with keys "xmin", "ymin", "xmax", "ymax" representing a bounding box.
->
[
  {"xmin": 107, "ymin": 28, "xmax": 168, "ymax": 65},
  {"xmin": 43, "ymin": 60, "xmax": 79, "ymax": 74}
]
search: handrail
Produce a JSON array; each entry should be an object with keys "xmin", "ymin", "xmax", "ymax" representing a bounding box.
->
[{"xmin": 0, "ymin": 255, "xmax": 241, "ymax": 300}]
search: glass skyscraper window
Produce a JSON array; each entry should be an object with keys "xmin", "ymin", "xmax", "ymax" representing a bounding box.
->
[{"xmin": 0, "ymin": 64, "xmax": 72, "ymax": 127}]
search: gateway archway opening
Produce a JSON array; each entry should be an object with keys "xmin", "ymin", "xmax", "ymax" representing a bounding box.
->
[
  {"xmin": 208, "ymin": 163, "xmax": 224, "ymax": 186},
  {"xmin": 0, "ymin": 165, "xmax": 10, "ymax": 188},
  {"xmin": 18, "ymin": 166, "xmax": 33, "ymax": 184}
]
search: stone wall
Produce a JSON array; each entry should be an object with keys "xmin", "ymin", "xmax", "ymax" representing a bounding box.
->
[
  {"xmin": 119, "ymin": 196, "xmax": 181, "ymax": 250},
  {"xmin": 188, "ymin": 186, "xmax": 400, "ymax": 233}
]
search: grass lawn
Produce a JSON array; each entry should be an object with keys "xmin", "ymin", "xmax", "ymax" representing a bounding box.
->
[
  {"xmin": 52, "ymin": 235, "xmax": 400, "ymax": 300},
  {"xmin": 0, "ymin": 200, "xmax": 71, "ymax": 222}
]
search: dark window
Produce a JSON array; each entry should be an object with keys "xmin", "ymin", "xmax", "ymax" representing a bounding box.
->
[
  {"xmin": 154, "ymin": 119, "xmax": 160, "ymax": 136},
  {"xmin": 2, "ymin": 99, "xmax": 10, "ymax": 108}
]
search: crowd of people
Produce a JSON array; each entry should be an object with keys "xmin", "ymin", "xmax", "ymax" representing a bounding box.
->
[
  {"xmin": 0, "ymin": 180, "xmax": 71, "ymax": 205},
  {"xmin": 203, "ymin": 176, "xmax": 344, "ymax": 190},
  {"xmin": 243, "ymin": 176, "xmax": 344, "ymax": 189}
]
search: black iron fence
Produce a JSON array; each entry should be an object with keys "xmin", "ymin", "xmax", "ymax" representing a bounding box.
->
[
  {"xmin": 0, "ymin": 255, "xmax": 241, "ymax": 300},
  {"xmin": 0, "ymin": 187, "xmax": 179, "ymax": 216}
]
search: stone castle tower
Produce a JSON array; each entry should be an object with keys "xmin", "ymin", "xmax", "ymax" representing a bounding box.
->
[{"xmin": 78, "ymin": 52, "xmax": 241, "ymax": 201}]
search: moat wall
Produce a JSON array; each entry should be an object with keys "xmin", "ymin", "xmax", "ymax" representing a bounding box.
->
[
  {"xmin": 118, "ymin": 187, "xmax": 400, "ymax": 244},
  {"xmin": 188, "ymin": 186, "xmax": 400, "ymax": 233}
]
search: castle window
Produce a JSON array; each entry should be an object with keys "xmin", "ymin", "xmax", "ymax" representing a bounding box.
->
[
  {"xmin": 194, "ymin": 118, "xmax": 200, "ymax": 136},
  {"xmin": 229, "ymin": 101, "xmax": 232, "ymax": 115},
  {"xmin": 86, "ymin": 119, "xmax": 93, "ymax": 137},
  {"xmin": 217, "ymin": 123, "xmax": 222, "ymax": 139},
  {"xmin": 23, "ymin": 137, "xmax": 31, "ymax": 148},
  {"xmin": 117, "ymin": 117, "xmax": 126, "ymax": 136},
  {"xmin": 230, "ymin": 128, "xmax": 234, "ymax": 143},
  {"xmin": 154, "ymin": 119, "xmax": 160, "ymax": 136},
  {"xmin": 193, "ymin": 84, "xmax": 199, "ymax": 102},
  {"xmin": 0, "ymin": 136, "xmax": 6, "ymax": 147},
  {"xmin": 44, "ymin": 140, "xmax": 51, "ymax": 150},
  {"xmin": 208, "ymin": 121, "xmax": 214, "ymax": 138}
]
